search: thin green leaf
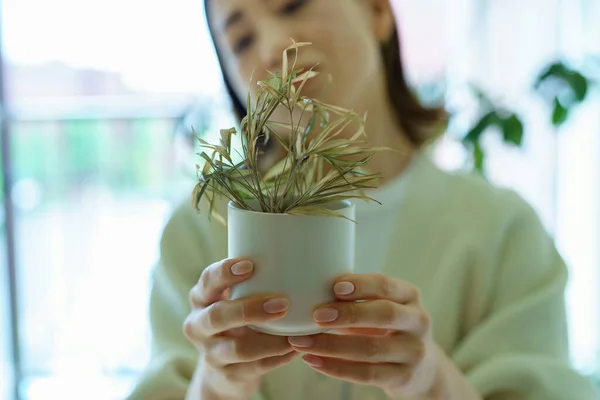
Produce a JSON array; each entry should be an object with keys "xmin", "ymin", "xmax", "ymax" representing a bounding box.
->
[
  {"xmin": 502, "ymin": 115, "xmax": 524, "ymax": 146},
  {"xmin": 552, "ymin": 97, "xmax": 569, "ymax": 126},
  {"xmin": 567, "ymin": 71, "xmax": 588, "ymax": 102},
  {"xmin": 463, "ymin": 111, "xmax": 501, "ymax": 144},
  {"xmin": 192, "ymin": 181, "xmax": 210, "ymax": 212},
  {"xmin": 473, "ymin": 142, "xmax": 484, "ymax": 173}
]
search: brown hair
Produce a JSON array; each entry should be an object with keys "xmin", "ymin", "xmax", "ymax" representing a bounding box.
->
[{"xmin": 204, "ymin": 0, "xmax": 447, "ymax": 147}]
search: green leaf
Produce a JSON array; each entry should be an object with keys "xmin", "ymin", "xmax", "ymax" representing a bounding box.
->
[
  {"xmin": 535, "ymin": 62, "xmax": 568, "ymax": 89},
  {"xmin": 566, "ymin": 71, "xmax": 588, "ymax": 102},
  {"xmin": 214, "ymin": 160, "xmax": 231, "ymax": 168},
  {"xmin": 191, "ymin": 181, "xmax": 210, "ymax": 211},
  {"xmin": 464, "ymin": 111, "xmax": 501, "ymax": 144},
  {"xmin": 552, "ymin": 97, "xmax": 569, "ymax": 126},
  {"xmin": 535, "ymin": 62, "xmax": 589, "ymax": 105},
  {"xmin": 502, "ymin": 114, "xmax": 524, "ymax": 146},
  {"xmin": 199, "ymin": 152, "xmax": 217, "ymax": 170},
  {"xmin": 473, "ymin": 142, "xmax": 484, "ymax": 173}
]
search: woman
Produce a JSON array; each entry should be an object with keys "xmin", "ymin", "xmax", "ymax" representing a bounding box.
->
[{"xmin": 128, "ymin": 0, "xmax": 598, "ymax": 399}]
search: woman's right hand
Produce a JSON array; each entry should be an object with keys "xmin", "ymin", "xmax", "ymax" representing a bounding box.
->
[{"xmin": 183, "ymin": 258, "xmax": 298, "ymax": 400}]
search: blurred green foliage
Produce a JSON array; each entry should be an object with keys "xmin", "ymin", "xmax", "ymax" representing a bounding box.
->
[
  {"xmin": 1, "ymin": 57, "xmax": 597, "ymax": 213},
  {"xmin": 4, "ymin": 118, "xmax": 176, "ymax": 210},
  {"xmin": 462, "ymin": 57, "xmax": 599, "ymax": 173}
]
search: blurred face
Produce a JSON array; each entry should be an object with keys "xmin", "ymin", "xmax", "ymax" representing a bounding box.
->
[{"xmin": 207, "ymin": 0, "xmax": 395, "ymax": 112}]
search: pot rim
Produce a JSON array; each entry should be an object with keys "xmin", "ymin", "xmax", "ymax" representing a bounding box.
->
[{"xmin": 227, "ymin": 199, "xmax": 354, "ymax": 217}]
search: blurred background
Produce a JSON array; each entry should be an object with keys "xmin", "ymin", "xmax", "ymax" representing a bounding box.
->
[{"xmin": 0, "ymin": 0, "xmax": 598, "ymax": 399}]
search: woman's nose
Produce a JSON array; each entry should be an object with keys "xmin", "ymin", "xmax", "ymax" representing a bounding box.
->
[{"xmin": 257, "ymin": 22, "xmax": 294, "ymax": 72}]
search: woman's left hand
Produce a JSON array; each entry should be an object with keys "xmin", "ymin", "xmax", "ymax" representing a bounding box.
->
[{"xmin": 287, "ymin": 273, "xmax": 443, "ymax": 399}]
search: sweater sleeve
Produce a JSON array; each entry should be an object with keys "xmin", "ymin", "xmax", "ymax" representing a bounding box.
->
[
  {"xmin": 452, "ymin": 194, "xmax": 599, "ymax": 399},
  {"xmin": 126, "ymin": 204, "xmax": 266, "ymax": 400}
]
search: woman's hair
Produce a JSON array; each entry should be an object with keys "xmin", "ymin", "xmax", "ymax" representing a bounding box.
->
[{"xmin": 203, "ymin": 0, "xmax": 447, "ymax": 147}]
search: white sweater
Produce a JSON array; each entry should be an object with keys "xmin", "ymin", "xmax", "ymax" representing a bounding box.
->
[{"xmin": 127, "ymin": 152, "xmax": 599, "ymax": 400}]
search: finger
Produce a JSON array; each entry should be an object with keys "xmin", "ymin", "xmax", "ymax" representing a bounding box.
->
[
  {"xmin": 313, "ymin": 300, "xmax": 430, "ymax": 335},
  {"xmin": 288, "ymin": 333, "xmax": 424, "ymax": 364},
  {"xmin": 207, "ymin": 332, "xmax": 294, "ymax": 365},
  {"xmin": 332, "ymin": 328, "xmax": 392, "ymax": 336},
  {"xmin": 221, "ymin": 327, "xmax": 253, "ymax": 337},
  {"xmin": 332, "ymin": 274, "xmax": 419, "ymax": 304},
  {"xmin": 222, "ymin": 350, "xmax": 300, "ymax": 382},
  {"xmin": 184, "ymin": 296, "xmax": 290, "ymax": 339},
  {"xmin": 301, "ymin": 354, "xmax": 410, "ymax": 388},
  {"xmin": 190, "ymin": 258, "xmax": 254, "ymax": 307}
]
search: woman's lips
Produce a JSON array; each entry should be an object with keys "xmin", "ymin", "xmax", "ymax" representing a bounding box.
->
[{"xmin": 293, "ymin": 80, "xmax": 309, "ymax": 90}]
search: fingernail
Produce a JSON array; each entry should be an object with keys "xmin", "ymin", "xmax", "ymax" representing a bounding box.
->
[
  {"xmin": 303, "ymin": 354, "xmax": 324, "ymax": 367},
  {"xmin": 288, "ymin": 336, "xmax": 314, "ymax": 347},
  {"xmin": 334, "ymin": 281, "xmax": 355, "ymax": 295},
  {"xmin": 263, "ymin": 298, "xmax": 289, "ymax": 314},
  {"xmin": 231, "ymin": 261, "xmax": 253, "ymax": 276},
  {"xmin": 313, "ymin": 307, "xmax": 338, "ymax": 323}
]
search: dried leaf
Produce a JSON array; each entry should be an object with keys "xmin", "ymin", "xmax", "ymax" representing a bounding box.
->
[
  {"xmin": 263, "ymin": 156, "xmax": 293, "ymax": 181},
  {"xmin": 263, "ymin": 126, "xmax": 290, "ymax": 152},
  {"xmin": 220, "ymin": 127, "xmax": 236, "ymax": 149},
  {"xmin": 282, "ymin": 51, "xmax": 289, "ymax": 83},
  {"xmin": 292, "ymin": 70, "xmax": 319, "ymax": 83},
  {"xmin": 266, "ymin": 121, "xmax": 307, "ymax": 133}
]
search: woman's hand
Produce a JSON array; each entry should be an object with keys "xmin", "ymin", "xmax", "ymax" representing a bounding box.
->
[
  {"xmin": 183, "ymin": 258, "xmax": 299, "ymax": 400},
  {"xmin": 287, "ymin": 273, "xmax": 444, "ymax": 399}
]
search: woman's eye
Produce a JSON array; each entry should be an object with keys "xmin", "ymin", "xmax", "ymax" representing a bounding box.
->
[
  {"xmin": 234, "ymin": 35, "xmax": 254, "ymax": 54},
  {"xmin": 281, "ymin": 0, "xmax": 308, "ymax": 15}
]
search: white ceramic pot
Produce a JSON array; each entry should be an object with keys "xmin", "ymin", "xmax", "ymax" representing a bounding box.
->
[{"xmin": 228, "ymin": 200, "xmax": 355, "ymax": 336}]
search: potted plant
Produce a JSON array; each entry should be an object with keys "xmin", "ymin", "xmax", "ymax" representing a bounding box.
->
[{"xmin": 191, "ymin": 41, "xmax": 388, "ymax": 336}]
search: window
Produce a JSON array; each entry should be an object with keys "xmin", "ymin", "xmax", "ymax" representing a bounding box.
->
[
  {"xmin": 427, "ymin": 0, "xmax": 600, "ymax": 375},
  {"xmin": 1, "ymin": 219, "xmax": 15, "ymax": 400},
  {"xmin": 1, "ymin": 0, "xmax": 230, "ymax": 398},
  {"xmin": 397, "ymin": 0, "xmax": 600, "ymax": 378}
]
